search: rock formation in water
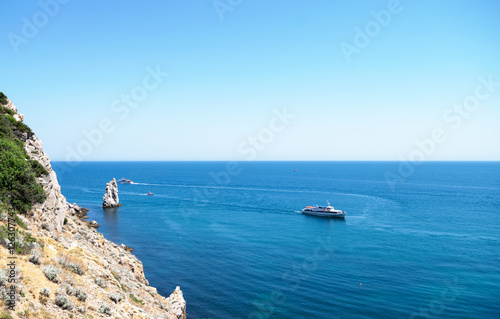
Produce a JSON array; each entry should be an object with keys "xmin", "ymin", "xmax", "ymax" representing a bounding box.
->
[
  {"xmin": 103, "ymin": 178, "xmax": 123, "ymax": 208},
  {"xmin": 0, "ymin": 96, "xmax": 186, "ymax": 318}
]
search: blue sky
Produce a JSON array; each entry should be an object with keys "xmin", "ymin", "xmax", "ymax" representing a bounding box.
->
[{"xmin": 1, "ymin": 0, "xmax": 499, "ymax": 161}]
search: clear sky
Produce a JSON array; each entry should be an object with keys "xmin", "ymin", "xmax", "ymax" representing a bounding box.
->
[{"xmin": 1, "ymin": 0, "xmax": 499, "ymax": 161}]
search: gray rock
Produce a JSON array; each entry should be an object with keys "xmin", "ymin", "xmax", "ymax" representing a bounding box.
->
[{"xmin": 102, "ymin": 178, "xmax": 122, "ymax": 208}]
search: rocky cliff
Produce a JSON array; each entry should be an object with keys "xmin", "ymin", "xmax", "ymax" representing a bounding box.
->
[
  {"xmin": 0, "ymin": 98, "xmax": 187, "ymax": 318},
  {"xmin": 103, "ymin": 178, "xmax": 122, "ymax": 208}
]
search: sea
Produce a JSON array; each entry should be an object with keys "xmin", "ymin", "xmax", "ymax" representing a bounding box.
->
[{"xmin": 51, "ymin": 161, "xmax": 500, "ymax": 319}]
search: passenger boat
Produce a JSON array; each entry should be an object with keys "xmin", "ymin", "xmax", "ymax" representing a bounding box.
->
[
  {"xmin": 117, "ymin": 178, "xmax": 133, "ymax": 184},
  {"xmin": 301, "ymin": 202, "xmax": 346, "ymax": 218}
]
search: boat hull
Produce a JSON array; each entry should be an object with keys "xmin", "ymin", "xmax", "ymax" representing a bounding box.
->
[
  {"xmin": 118, "ymin": 181, "xmax": 133, "ymax": 185},
  {"xmin": 301, "ymin": 211, "xmax": 346, "ymax": 218}
]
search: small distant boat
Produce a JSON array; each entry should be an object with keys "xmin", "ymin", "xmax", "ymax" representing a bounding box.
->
[
  {"xmin": 117, "ymin": 178, "xmax": 133, "ymax": 185},
  {"xmin": 147, "ymin": 191, "xmax": 154, "ymax": 196},
  {"xmin": 293, "ymin": 169, "xmax": 299, "ymax": 172},
  {"xmin": 301, "ymin": 202, "xmax": 346, "ymax": 218}
]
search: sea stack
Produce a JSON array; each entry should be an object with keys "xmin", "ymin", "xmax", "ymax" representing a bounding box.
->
[{"xmin": 103, "ymin": 178, "xmax": 122, "ymax": 208}]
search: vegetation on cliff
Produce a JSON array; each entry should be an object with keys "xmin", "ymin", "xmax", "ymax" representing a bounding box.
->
[
  {"xmin": 0, "ymin": 92, "xmax": 47, "ymax": 215},
  {"xmin": 0, "ymin": 93, "xmax": 187, "ymax": 318},
  {"xmin": 0, "ymin": 92, "xmax": 8, "ymax": 106}
]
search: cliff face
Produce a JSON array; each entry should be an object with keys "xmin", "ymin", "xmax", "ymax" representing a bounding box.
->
[{"xmin": 0, "ymin": 99, "xmax": 186, "ymax": 318}]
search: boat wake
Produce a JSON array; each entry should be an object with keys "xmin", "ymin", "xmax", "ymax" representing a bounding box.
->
[{"xmin": 118, "ymin": 182, "xmax": 386, "ymax": 202}]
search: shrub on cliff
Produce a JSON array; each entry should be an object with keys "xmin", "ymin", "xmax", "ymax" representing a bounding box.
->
[
  {"xmin": 130, "ymin": 293, "xmax": 145, "ymax": 305},
  {"xmin": 75, "ymin": 287, "xmax": 87, "ymax": 302},
  {"xmin": 5, "ymin": 114, "xmax": 31, "ymax": 133},
  {"xmin": 40, "ymin": 287, "xmax": 51, "ymax": 297},
  {"xmin": 43, "ymin": 265, "xmax": 61, "ymax": 283},
  {"xmin": 0, "ymin": 226, "xmax": 38, "ymax": 255},
  {"xmin": 0, "ymin": 115, "xmax": 46, "ymax": 214},
  {"xmin": 28, "ymin": 250, "xmax": 41, "ymax": 265},
  {"xmin": 0, "ymin": 92, "xmax": 7, "ymax": 105},
  {"xmin": 57, "ymin": 253, "xmax": 85, "ymax": 275},
  {"xmin": 61, "ymin": 282, "xmax": 75, "ymax": 295},
  {"xmin": 0, "ymin": 311, "xmax": 13, "ymax": 319},
  {"xmin": 30, "ymin": 159, "xmax": 49, "ymax": 177},
  {"xmin": 55, "ymin": 293, "xmax": 73, "ymax": 310},
  {"xmin": 95, "ymin": 276, "xmax": 107, "ymax": 288},
  {"xmin": 98, "ymin": 304, "xmax": 112, "ymax": 316},
  {"xmin": 0, "ymin": 106, "xmax": 14, "ymax": 116}
]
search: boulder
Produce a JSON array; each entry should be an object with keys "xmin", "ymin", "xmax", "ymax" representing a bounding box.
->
[
  {"xmin": 120, "ymin": 244, "xmax": 134, "ymax": 252},
  {"xmin": 13, "ymin": 113, "xmax": 24, "ymax": 122},
  {"xmin": 102, "ymin": 178, "xmax": 122, "ymax": 208},
  {"xmin": 69, "ymin": 202, "xmax": 90, "ymax": 218}
]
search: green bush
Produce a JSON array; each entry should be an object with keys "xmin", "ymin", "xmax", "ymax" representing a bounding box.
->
[
  {"xmin": 130, "ymin": 293, "xmax": 144, "ymax": 305},
  {"xmin": 0, "ymin": 92, "xmax": 8, "ymax": 105},
  {"xmin": 0, "ymin": 311, "xmax": 13, "ymax": 319},
  {"xmin": 0, "ymin": 116, "xmax": 46, "ymax": 213},
  {"xmin": 5, "ymin": 115, "xmax": 31, "ymax": 133},
  {"xmin": 0, "ymin": 106, "xmax": 15, "ymax": 116},
  {"xmin": 14, "ymin": 215, "xmax": 27, "ymax": 229},
  {"xmin": 0, "ymin": 226, "xmax": 38, "ymax": 255},
  {"xmin": 30, "ymin": 159, "xmax": 49, "ymax": 177}
]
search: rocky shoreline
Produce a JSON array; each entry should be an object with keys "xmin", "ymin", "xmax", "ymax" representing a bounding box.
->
[{"xmin": 0, "ymin": 99, "xmax": 186, "ymax": 318}]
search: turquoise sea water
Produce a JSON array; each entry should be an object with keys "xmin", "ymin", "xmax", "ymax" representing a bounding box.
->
[{"xmin": 52, "ymin": 161, "xmax": 500, "ymax": 318}]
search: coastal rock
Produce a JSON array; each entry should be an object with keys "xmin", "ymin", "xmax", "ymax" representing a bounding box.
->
[
  {"xmin": 120, "ymin": 243, "xmax": 134, "ymax": 252},
  {"xmin": 0, "ymin": 98, "xmax": 186, "ymax": 319},
  {"xmin": 4, "ymin": 98, "xmax": 18, "ymax": 113},
  {"xmin": 69, "ymin": 203, "xmax": 90, "ymax": 218},
  {"xmin": 166, "ymin": 286, "xmax": 187, "ymax": 318},
  {"xmin": 103, "ymin": 178, "xmax": 122, "ymax": 208},
  {"xmin": 90, "ymin": 220, "xmax": 100, "ymax": 227},
  {"xmin": 4, "ymin": 99, "xmax": 25, "ymax": 123},
  {"xmin": 13, "ymin": 113, "xmax": 24, "ymax": 122},
  {"xmin": 23, "ymin": 119, "xmax": 68, "ymax": 233}
]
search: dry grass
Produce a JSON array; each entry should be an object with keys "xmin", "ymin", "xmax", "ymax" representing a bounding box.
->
[{"xmin": 56, "ymin": 252, "xmax": 87, "ymax": 276}]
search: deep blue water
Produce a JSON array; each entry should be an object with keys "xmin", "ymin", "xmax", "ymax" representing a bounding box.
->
[{"xmin": 52, "ymin": 161, "xmax": 500, "ymax": 318}]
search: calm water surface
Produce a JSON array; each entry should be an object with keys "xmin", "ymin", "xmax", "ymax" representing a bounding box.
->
[{"xmin": 52, "ymin": 161, "xmax": 500, "ymax": 318}]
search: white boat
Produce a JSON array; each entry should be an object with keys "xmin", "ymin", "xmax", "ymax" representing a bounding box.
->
[
  {"xmin": 301, "ymin": 202, "xmax": 346, "ymax": 218},
  {"xmin": 117, "ymin": 178, "xmax": 133, "ymax": 185},
  {"xmin": 147, "ymin": 191, "xmax": 154, "ymax": 196}
]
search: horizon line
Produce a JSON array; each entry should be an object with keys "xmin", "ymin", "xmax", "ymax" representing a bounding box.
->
[{"xmin": 51, "ymin": 160, "xmax": 500, "ymax": 162}]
